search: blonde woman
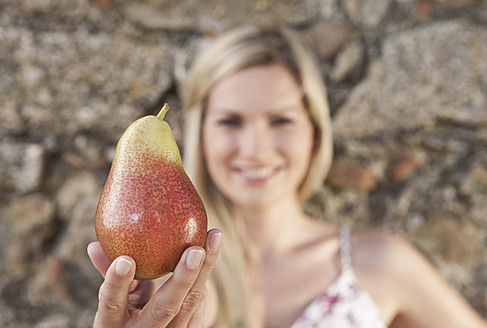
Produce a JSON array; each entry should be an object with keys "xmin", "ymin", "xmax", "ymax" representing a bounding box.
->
[{"xmin": 88, "ymin": 25, "xmax": 487, "ymax": 327}]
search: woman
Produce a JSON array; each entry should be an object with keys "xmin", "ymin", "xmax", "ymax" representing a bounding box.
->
[{"xmin": 88, "ymin": 25, "xmax": 487, "ymax": 327}]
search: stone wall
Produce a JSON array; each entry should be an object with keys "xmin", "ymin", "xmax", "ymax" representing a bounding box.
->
[{"xmin": 1, "ymin": 0, "xmax": 486, "ymax": 326}]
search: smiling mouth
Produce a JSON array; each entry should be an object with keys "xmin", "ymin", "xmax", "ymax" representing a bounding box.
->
[{"xmin": 236, "ymin": 167, "xmax": 277, "ymax": 180}]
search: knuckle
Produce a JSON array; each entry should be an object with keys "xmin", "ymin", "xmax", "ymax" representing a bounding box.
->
[
  {"xmin": 203, "ymin": 253, "xmax": 218, "ymax": 269},
  {"xmin": 151, "ymin": 301, "xmax": 180, "ymax": 323},
  {"xmin": 201, "ymin": 250, "xmax": 219, "ymax": 272},
  {"xmin": 98, "ymin": 288, "xmax": 123, "ymax": 315},
  {"xmin": 181, "ymin": 288, "xmax": 207, "ymax": 313}
]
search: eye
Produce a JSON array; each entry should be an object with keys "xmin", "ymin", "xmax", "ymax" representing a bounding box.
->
[
  {"xmin": 271, "ymin": 117, "xmax": 293, "ymax": 126},
  {"xmin": 217, "ymin": 117, "xmax": 241, "ymax": 127}
]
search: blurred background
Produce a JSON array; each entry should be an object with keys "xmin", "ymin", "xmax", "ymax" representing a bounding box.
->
[{"xmin": 1, "ymin": 0, "xmax": 487, "ymax": 327}]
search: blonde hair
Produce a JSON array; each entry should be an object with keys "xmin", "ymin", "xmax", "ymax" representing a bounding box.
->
[{"xmin": 183, "ymin": 25, "xmax": 333, "ymax": 327}]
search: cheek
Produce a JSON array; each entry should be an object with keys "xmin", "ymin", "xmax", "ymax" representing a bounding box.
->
[
  {"xmin": 277, "ymin": 130, "xmax": 314, "ymax": 176},
  {"xmin": 277, "ymin": 130, "xmax": 314, "ymax": 157},
  {"xmin": 202, "ymin": 127, "xmax": 234, "ymax": 169}
]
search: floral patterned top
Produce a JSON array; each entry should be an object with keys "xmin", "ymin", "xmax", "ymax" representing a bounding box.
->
[{"xmin": 290, "ymin": 227, "xmax": 386, "ymax": 328}]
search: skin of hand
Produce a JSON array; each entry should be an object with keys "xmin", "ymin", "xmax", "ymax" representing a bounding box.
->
[{"xmin": 87, "ymin": 228, "xmax": 222, "ymax": 328}]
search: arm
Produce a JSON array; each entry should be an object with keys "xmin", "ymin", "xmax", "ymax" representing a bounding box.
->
[
  {"xmin": 377, "ymin": 233, "xmax": 486, "ymax": 328},
  {"xmin": 88, "ymin": 229, "xmax": 222, "ymax": 328}
]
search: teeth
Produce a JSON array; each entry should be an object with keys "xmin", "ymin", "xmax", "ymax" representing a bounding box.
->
[{"xmin": 240, "ymin": 167, "xmax": 274, "ymax": 179}]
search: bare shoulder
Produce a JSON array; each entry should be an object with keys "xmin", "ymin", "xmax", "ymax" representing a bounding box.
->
[
  {"xmin": 350, "ymin": 228, "xmax": 452, "ymax": 281},
  {"xmin": 347, "ymin": 230, "xmax": 423, "ymax": 313},
  {"xmin": 347, "ymin": 230, "xmax": 431, "ymax": 323},
  {"xmin": 349, "ymin": 229, "xmax": 414, "ymax": 275},
  {"xmin": 349, "ymin": 229, "xmax": 487, "ymax": 327}
]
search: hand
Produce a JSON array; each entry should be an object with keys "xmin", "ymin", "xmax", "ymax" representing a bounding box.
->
[{"xmin": 87, "ymin": 229, "xmax": 222, "ymax": 328}]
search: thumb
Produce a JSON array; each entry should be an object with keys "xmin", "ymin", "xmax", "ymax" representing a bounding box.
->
[{"xmin": 94, "ymin": 256, "xmax": 135, "ymax": 328}]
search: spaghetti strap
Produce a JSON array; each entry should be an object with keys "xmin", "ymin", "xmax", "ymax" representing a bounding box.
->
[
  {"xmin": 339, "ymin": 226, "xmax": 352, "ymax": 271},
  {"xmin": 291, "ymin": 227, "xmax": 387, "ymax": 327}
]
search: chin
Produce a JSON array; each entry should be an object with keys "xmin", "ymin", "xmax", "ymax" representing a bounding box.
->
[{"xmin": 232, "ymin": 193, "xmax": 279, "ymax": 210}]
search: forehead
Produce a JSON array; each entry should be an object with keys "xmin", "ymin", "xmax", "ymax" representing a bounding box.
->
[{"xmin": 207, "ymin": 64, "xmax": 302, "ymax": 113}]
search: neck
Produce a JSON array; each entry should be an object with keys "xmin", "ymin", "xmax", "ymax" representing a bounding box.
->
[{"xmin": 233, "ymin": 197, "xmax": 311, "ymax": 261}]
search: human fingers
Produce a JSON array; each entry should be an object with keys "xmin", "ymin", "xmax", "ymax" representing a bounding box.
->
[
  {"xmin": 186, "ymin": 289, "xmax": 207, "ymax": 328},
  {"xmin": 93, "ymin": 255, "xmax": 136, "ymax": 328},
  {"xmin": 87, "ymin": 241, "xmax": 111, "ymax": 278},
  {"xmin": 138, "ymin": 246, "xmax": 205, "ymax": 327},
  {"xmin": 168, "ymin": 229, "xmax": 222, "ymax": 327}
]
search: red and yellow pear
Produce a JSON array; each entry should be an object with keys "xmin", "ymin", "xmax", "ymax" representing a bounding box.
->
[{"xmin": 95, "ymin": 104, "xmax": 207, "ymax": 280}]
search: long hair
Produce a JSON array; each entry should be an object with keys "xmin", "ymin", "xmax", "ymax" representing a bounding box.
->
[{"xmin": 182, "ymin": 25, "xmax": 333, "ymax": 327}]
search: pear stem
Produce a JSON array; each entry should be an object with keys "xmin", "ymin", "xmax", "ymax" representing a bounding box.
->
[{"xmin": 157, "ymin": 103, "xmax": 169, "ymax": 120}]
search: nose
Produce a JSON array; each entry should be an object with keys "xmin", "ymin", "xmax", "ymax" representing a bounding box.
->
[{"xmin": 238, "ymin": 123, "xmax": 273, "ymax": 160}]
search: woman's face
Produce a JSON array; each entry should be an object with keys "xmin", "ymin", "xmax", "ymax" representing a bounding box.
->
[{"xmin": 202, "ymin": 64, "xmax": 315, "ymax": 210}]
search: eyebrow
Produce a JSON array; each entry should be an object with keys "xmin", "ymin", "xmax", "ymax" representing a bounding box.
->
[
  {"xmin": 272, "ymin": 106, "xmax": 303, "ymax": 113},
  {"xmin": 206, "ymin": 107, "xmax": 240, "ymax": 116},
  {"xmin": 210, "ymin": 105, "xmax": 302, "ymax": 113}
]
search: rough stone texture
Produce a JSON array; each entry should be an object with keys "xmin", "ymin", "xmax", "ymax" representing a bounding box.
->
[
  {"xmin": 344, "ymin": 0, "xmax": 392, "ymax": 28},
  {"xmin": 333, "ymin": 20, "xmax": 487, "ymax": 138},
  {"xmin": 122, "ymin": 0, "xmax": 325, "ymax": 31},
  {"xmin": 305, "ymin": 22, "xmax": 352, "ymax": 60},
  {"xmin": 1, "ymin": 0, "xmax": 487, "ymax": 325},
  {"xmin": 0, "ymin": 141, "xmax": 45, "ymax": 193},
  {"xmin": 6, "ymin": 194, "xmax": 56, "ymax": 273},
  {"xmin": 330, "ymin": 40, "xmax": 365, "ymax": 82}
]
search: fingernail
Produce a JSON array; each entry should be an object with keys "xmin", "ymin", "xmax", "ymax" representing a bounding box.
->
[
  {"xmin": 186, "ymin": 249, "xmax": 204, "ymax": 270},
  {"xmin": 86, "ymin": 242, "xmax": 94, "ymax": 255},
  {"xmin": 209, "ymin": 232, "xmax": 223, "ymax": 253},
  {"xmin": 115, "ymin": 258, "xmax": 132, "ymax": 276}
]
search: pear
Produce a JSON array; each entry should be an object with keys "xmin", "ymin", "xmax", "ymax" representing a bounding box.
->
[{"xmin": 95, "ymin": 104, "xmax": 207, "ymax": 280}]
